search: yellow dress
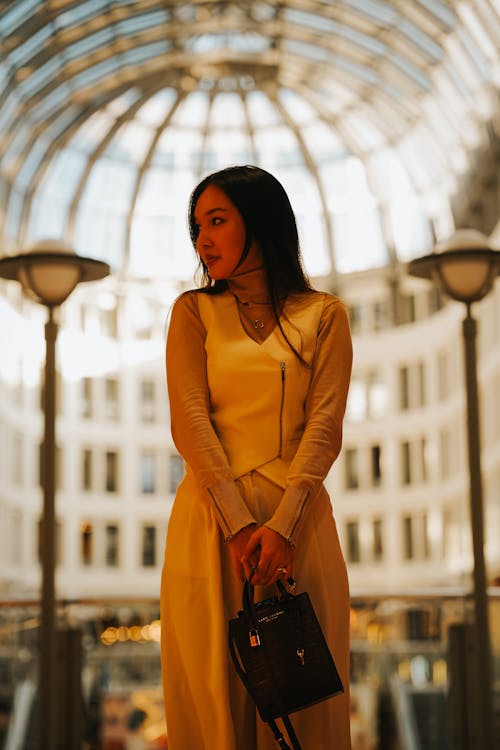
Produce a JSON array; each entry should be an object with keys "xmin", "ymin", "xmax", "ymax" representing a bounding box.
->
[{"xmin": 162, "ymin": 269, "xmax": 353, "ymax": 750}]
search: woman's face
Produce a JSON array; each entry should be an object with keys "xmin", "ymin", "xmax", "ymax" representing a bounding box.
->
[{"xmin": 194, "ymin": 184, "xmax": 261, "ymax": 280}]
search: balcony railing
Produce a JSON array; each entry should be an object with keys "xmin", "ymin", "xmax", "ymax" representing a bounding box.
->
[{"xmin": 0, "ymin": 590, "xmax": 499, "ymax": 749}]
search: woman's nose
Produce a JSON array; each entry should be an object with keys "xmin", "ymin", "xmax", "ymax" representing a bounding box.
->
[{"xmin": 197, "ymin": 228, "xmax": 212, "ymax": 249}]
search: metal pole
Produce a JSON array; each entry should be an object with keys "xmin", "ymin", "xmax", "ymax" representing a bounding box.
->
[
  {"xmin": 461, "ymin": 304, "xmax": 493, "ymax": 749},
  {"xmin": 40, "ymin": 306, "xmax": 58, "ymax": 750}
]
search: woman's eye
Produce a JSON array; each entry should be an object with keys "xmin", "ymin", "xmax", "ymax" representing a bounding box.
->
[{"xmin": 212, "ymin": 216, "xmax": 224, "ymax": 226}]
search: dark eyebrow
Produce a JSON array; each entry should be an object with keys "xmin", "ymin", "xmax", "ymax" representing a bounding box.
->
[{"xmin": 194, "ymin": 206, "xmax": 229, "ymax": 222}]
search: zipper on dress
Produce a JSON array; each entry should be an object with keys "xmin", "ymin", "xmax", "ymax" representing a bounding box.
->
[{"xmin": 278, "ymin": 361, "xmax": 286, "ymax": 457}]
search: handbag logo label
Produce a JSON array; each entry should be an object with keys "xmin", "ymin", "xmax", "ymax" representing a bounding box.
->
[{"xmin": 257, "ymin": 609, "xmax": 285, "ymax": 624}]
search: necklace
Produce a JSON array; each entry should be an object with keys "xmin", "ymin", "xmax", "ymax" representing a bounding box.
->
[{"xmin": 233, "ymin": 295, "xmax": 272, "ymax": 332}]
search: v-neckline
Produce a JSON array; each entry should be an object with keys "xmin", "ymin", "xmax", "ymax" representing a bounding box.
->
[{"xmin": 230, "ymin": 294, "xmax": 281, "ymax": 346}]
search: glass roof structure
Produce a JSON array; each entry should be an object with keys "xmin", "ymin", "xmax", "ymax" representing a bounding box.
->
[{"xmin": 0, "ymin": 0, "xmax": 499, "ymax": 286}]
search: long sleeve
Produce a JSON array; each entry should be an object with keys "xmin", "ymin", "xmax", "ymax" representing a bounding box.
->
[
  {"xmin": 265, "ymin": 296, "xmax": 353, "ymax": 544},
  {"xmin": 166, "ymin": 292, "xmax": 256, "ymax": 539}
]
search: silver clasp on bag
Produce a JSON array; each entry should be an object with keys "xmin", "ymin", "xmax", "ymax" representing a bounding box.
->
[{"xmin": 249, "ymin": 628, "xmax": 260, "ymax": 647}]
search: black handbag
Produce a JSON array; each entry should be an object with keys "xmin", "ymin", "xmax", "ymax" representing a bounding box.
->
[{"xmin": 228, "ymin": 579, "xmax": 343, "ymax": 750}]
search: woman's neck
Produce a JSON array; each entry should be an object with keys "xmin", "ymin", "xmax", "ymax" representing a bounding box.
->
[{"xmin": 226, "ymin": 265, "xmax": 270, "ymax": 304}]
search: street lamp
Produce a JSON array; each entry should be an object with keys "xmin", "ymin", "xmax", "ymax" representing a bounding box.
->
[
  {"xmin": 0, "ymin": 239, "xmax": 110, "ymax": 750},
  {"xmin": 408, "ymin": 228, "xmax": 500, "ymax": 750}
]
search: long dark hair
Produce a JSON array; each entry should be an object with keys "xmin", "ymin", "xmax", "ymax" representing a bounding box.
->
[{"xmin": 188, "ymin": 165, "xmax": 312, "ymax": 305}]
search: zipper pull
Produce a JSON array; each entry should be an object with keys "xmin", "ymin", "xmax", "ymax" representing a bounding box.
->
[
  {"xmin": 296, "ymin": 648, "xmax": 305, "ymax": 666},
  {"xmin": 280, "ymin": 361, "xmax": 285, "ymax": 380}
]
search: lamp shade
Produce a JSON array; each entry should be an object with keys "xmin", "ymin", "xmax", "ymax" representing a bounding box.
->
[
  {"xmin": 0, "ymin": 239, "xmax": 110, "ymax": 306},
  {"xmin": 408, "ymin": 229, "xmax": 500, "ymax": 304}
]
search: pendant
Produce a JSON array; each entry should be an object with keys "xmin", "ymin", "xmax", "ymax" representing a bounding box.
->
[{"xmin": 253, "ymin": 319, "xmax": 265, "ymax": 330}]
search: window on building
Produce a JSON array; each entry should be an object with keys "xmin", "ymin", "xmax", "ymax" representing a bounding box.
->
[
  {"xmin": 105, "ymin": 450, "xmax": 119, "ymax": 493},
  {"xmin": 13, "ymin": 431, "xmax": 23, "ymax": 486},
  {"xmin": 399, "ymin": 366, "xmax": 410, "ymax": 410},
  {"xmin": 345, "ymin": 378, "xmax": 366, "ymax": 423},
  {"xmin": 344, "ymin": 448, "xmax": 359, "ymax": 490},
  {"xmin": 345, "ymin": 520, "xmax": 360, "ymax": 563},
  {"xmin": 367, "ymin": 369, "xmax": 387, "ymax": 419},
  {"xmin": 104, "ymin": 378, "xmax": 119, "ymax": 420},
  {"xmin": 421, "ymin": 513, "xmax": 430, "ymax": 560},
  {"xmin": 348, "ymin": 304, "xmax": 362, "ymax": 335},
  {"xmin": 372, "ymin": 518, "xmax": 384, "ymax": 562},
  {"xmin": 80, "ymin": 521, "xmax": 93, "ymax": 566},
  {"xmin": 140, "ymin": 451, "xmax": 156, "ymax": 494},
  {"xmin": 140, "ymin": 378, "xmax": 156, "ymax": 423},
  {"xmin": 105, "ymin": 524, "xmax": 119, "ymax": 566},
  {"xmin": 437, "ymin": 350, "xmax": 449, "ymax": 402},
  {"xmin": 419, "ymin": 438, "xmax": 427, "ymax": 483},
  {"xmin": 100, "ymin": 306, "xmax": 118, "ymax": 337},
  {"xmin": 417, "ymin": 362, "xmax": 426, "ymax": 407},
  {"xmin": 82, "ymin": 449, "xmax": 92, "ymax": 491},
  {"xmin": 401, "ymin": 441, "xmax": 411, "ymax": 485},
  {"xmin": 142, "ymin": 525, "xmax": 156, "ymax": 567},
  {"xmin": 371, "ymin": 444, "xmax": 382, "ymax": 487},
  {"xmin": 81, "ymin": 377, "xmax": 92, "ymax": 417},
  {"xmin": 373, "ymin": 299, "xmax": 388, "ymax": 331},
  {"xmin": 403, "ymin": 515, "xmax": 414, "ymax": 560},
  {"xmin": 169, "ymin": 453, "xmax": 184, "ymax": 493},
  {"xmin": 439, "ymin": 429, "xmax": 451, "ymax": 480}
]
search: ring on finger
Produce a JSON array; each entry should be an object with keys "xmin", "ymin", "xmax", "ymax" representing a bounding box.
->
[{"xmin": 276, "ymin": 566, "xmax": 287, "ymax": 575}]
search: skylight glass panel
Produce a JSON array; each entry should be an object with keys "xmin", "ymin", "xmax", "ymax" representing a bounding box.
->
[
  {"xmin": 301, "ymin": 122, "xmax": 345, "ymax": 161},
  {"xmin": 343, "ymin": 0, "xmax": 397, "ymax": 26},
  {"xmin": 458, "ymin": 4, "xmax": 497, "ymax": 61},
  {"xmin": 246, "ymin": 91, "xmax": 281, "ymax": 127},
  {"xmin": 283, "ymin": 39, "xmax": 329, "ymax": 64},
  {"xmin": 455, "ymin": 28, "xmax": 489, "ymax": 80},
  {"xmin": 107, "ymin": 121, "xmax": 154, "ymax": 165},
  {"xmin": 398, "ymin": 18, "xmax": 443, "ymax": 61},
  {"xmin": 72, "ymin": 56, "xmax": 121, "ymax": 89},
  {"xmin": 76, "ymin": 111, "xmax": 117, "ymax": 153},
  {"xmin": 278, "ymin": 89, "xmax": 317, "ymax": 126},
  {"xmin": 275, "ymin": 166, "xmax": 331, "ymax": 277},
  {"xmin": 204, "ymin": 130, "xmax": 252, "ymax": 161},
  {"xmin": 17, "ymin": 58, "xmax": 61, "ymax": 97},
  {"xmin": 79, "ymin": 160, "xmax": 136, "ymax": 213},
  {"xmin": 136, "ymin": 90, "xmax": 176, "ymax": 128},
  {"xmin": 208, "ymin": 93, "xmax": 246, "ymax": 128},
  {"xmin": 29, "ymin": 84, "xmax": 73, "ymax": 123},
  {"xmin": 156, "ymin": 127, "xmax": 204, "ymax": 170},
  {"xmin": 253, "ymin": 126, "xmax": 301, "ymax": 167},
  {"xmin": 283, "ymin": 8, "xmax": 339, "ymax": 34},
  {"xmin": 64, "ymin": 27, "xmax": 113, "ymax": 60},
  {"xmin": 171, "ymin": 92, "xmax": 210, "ymax": 127},
  {"xmin": 334, "ymin": 55, "xmax": 380, "ymax": 86},
  {"xmin": 386, "ymin": 52, "xmax": 432, "ymax": 91},
  {"xmin": 120, "ymin": 40, "xmax": 170, "ymax": 67},
  {"xmin": 0, "ymin": 0, "xmax": 39, "ymax": 36},
  {"xmin": 36, "ymin": 148, "xmax": 88, "ymax": 208},
  {"xmin": 14, "ymin": 137, "xmax": 48, "ymax": 192},
  {"xmin": 6, "ymin": 24, "xmax": 54, "ymax": 68},
  {"xmin": 58, "ymin": 0, "xmax": 108, "ymax": 30},
  {"xmin": 115, "ymin": 9, "xmax": 168, "ymax": 36},
  {"xmin": 416, "ymin": 0, "xmax": 456, "ymax": 28}
]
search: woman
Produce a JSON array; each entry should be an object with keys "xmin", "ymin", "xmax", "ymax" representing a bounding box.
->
[{"xmin": 161, "ymin": 165, "xmax": 353, "ymax": 749}]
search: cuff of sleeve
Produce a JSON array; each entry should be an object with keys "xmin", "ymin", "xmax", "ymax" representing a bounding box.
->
[
  {"xmin": 207, "ymin": 480, "xmax": 256, "ymax": 541},
  {"xmin": 264, "ymin": 485, "xmax": 310, "ymax": 546}
]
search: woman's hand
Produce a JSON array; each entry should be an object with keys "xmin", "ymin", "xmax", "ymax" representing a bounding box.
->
[
  {"xmin": 227, "ymin": 524, "xmax": 258, "ymax": 581},
  {"xmin": 242, "ymin": 526, "xmax": 294, "ymax": 586}
]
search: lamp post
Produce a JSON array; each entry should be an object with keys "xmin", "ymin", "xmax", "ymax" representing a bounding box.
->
[
  {"xmin": 408, "ymin": 229, "xmax": 500, "ymax": 750},
  {"xmin": 0, "ymin": 239, "xmax": 110, "ymax": 750}
]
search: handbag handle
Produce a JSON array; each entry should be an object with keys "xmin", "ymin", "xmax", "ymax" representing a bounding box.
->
[{"xmin": 242, "ymin": 577, "xmax": 293, "ymax": 624}]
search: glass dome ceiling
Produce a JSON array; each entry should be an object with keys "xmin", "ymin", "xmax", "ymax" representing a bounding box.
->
[{"xmin": 0, "ymin": 0, "xmax": 499, "ymax": 285}]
